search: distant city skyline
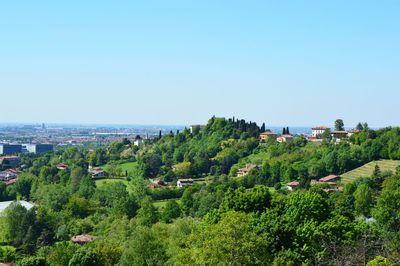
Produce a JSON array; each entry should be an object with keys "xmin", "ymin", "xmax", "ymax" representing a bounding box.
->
[{"xmin": 1, "ymin": 1, "xmax": 399, "ymax": 127}]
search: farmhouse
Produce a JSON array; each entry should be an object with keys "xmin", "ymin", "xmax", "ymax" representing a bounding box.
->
[
  {"xmin": 237, "ymin": 165, "xmax": 257, "ymax": 177},
  {"xmin": 90, "ymin": 168, "xmax": 107, "ymax": 178},
  {"xmin": 177, "ymin": 179, "xmax": 194, "ymax": 188},
  {"xmin": 286, "ymin": 181, "xmax": 299, "ymax": 191},
  {"xmin": 277, "ymin": 134, "xmax": 294, "ymax": 143},
  {"xmin": 331, "ymin": 131, "xmax": 348, "ymax": 139},
  {"xmin": 259, "ymin": 131, "xmax": 277, "ymax": 141}
]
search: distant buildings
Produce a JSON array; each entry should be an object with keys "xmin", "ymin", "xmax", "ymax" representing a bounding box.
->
[
  {"xmin": 0, "ymin": 143, "xmax": 53, "ymax": 155},
  {"xmin": 0, "ymin": 144, "xmax": 22, "ymax": 155},
  {"xmin": 133, "ymin": 139, "xmax": 144, "ymax": 146},
  {"xmin": 24, "ymin": 144, "xmax": 53, "ymax": 153}
]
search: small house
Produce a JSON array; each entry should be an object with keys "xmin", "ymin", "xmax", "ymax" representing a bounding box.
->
[
  {"xmin": 90, "ymin": 168, "xmax": 107, "ymax": 178},
  {"xmin": 277, "ymin": 134, "xmax": 294, "ymax": 143},
  {"xmin": 237, "ymin": 165, "xmax": 257, "ymax": 177},
  {"xmin": 286, "ymin": 181, "xmax": 299, "ymax": 191},
  {"xmin": 259, "ymin": 131, "xmax": 277, "ymax": 141},
  {"xmin": 177, "ymin": 179, "xmax": 194, "ymax": 188}
]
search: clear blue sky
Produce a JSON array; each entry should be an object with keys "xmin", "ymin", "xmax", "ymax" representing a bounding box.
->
[{"xmin": 1, "ymin": 1, "xmax": 399, "ymax": 127}]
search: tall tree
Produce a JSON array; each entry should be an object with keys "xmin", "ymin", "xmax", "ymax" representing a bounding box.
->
[
  {"xmin": 356, "ymin": 122, "xmax": 364, "ymax": 131},
  {"xmin": 260, "ymin": 123, "xmax": 265, "ymax": 132},
  {"xmin": 282, "ymin": 128, "xmax": 286, "ymax": 135},
  {"xmin": 334, "ymin": 119, "xmax": 345, "ymax": 131},
  {"xmin": 286, "ymin": 127, "xmax": 290, "ymax": 135}
]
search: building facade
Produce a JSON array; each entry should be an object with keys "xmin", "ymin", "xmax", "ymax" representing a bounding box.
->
[
  {"xmin": 311, "ymin": 126, "xmax": 330, "ymax": 137},
  {"xmin": 24, "ymin": 144, "xmax": 53, "ymax": 153},
  {"xmin": 0, "ymin": 144, "xmax": 22, "ymax": 155}
]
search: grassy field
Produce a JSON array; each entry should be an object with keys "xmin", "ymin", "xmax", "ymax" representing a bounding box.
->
[
  {"xmin": 99, "ymin": 161, "xmax": 138, "ymax": 176},
  {"xmin": 95, "ymin": 178, "xmax": 134, "ymax": 193},
  {"xmin": 154, "ymin": 199, "xmax": 181, "ymax": 209},
  {"xmin": 341, "ymin": 159, "xmax": 400, "ymax": 183}
]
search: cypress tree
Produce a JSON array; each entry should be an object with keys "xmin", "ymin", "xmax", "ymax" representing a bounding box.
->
[
  {"xmin": 261, "ymin": 123, "xmax": 265, "ymax": 132},
  {"xmin": 159, "ymin": 130, "xmax": 162, "ymax": 139},
  {"xmin": 286, "ymin": 127, "xmax": 290, "ymax": 135},
  {"xmin": 282, "ymin": 127, "xmax": 286, "ymax": 135}
]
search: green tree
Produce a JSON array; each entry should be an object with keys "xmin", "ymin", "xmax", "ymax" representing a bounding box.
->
[
  {"xmin": 119, "ymin": 226, "xmax": 168, "ymax": 266},
  {"xmin": 219, "ymin": 186, "xmax": 271, "ymax": 214},
  {"xmin": 161, "ymin": 200, "xmax": 181, "ymax": 223},
  {"xmin": 136, "ymin": 196, "xmax": 158, "ymax": 226},
  {"xmin": 180, "ymin": 189, "xmax": 194, "ymax": 215},
  {"xmin": 354, "ymin": 183, "xmax": 374, "ymax": 217},
  {"xmin": 68, "ymin": 247, "xmax": 99, "ymax": 266},
  {"xmin": 356, "ymin": 122, "xmax": 364, "ymax": 131},
  {"xmin": 70, "ymin": 167, "xmax": 85, "ymax": 189},
  {"xmin": 173, "ymin": 211, "xmax": 270, "ymax": 264},
  {"xmin": 335, "ymin": 119, "xmax": 345, "ymax": 131},
  {"xmin": 18, "ymin": 256, "xmax": 46, "ymax": 266}
]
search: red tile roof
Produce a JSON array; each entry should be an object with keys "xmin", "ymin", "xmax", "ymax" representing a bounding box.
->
[
  {"xmin": 331, "ymin": 131, "xmax": 348, "ymax": 134},
  {"xmin": 287, "ymin": 181, "xmax": 299, "ymax": 186},
  {"xmin": 319, "ymin": 175, "xmax": 340, "ymax": 182},
  {"xmin": 312, "ymin": 126, "xmax": 330, "ymax": 130},
  {"xmin": 4, "ymin": 178, "xmax": 17, "ymax": 185},
  {"xmin": 0, "ymin": 156, "xmax": 20, "ymax": 159},
  {"xmin": 71, "ymin": 234, "xmax": 98, "ymax": 243},
  {"xmin": 239, "ymin": 165, "xmax": 257, "ymax": 172},
  {"xmin": 260, "ymin": 131, "xmax": 277, "ymax": 135}
]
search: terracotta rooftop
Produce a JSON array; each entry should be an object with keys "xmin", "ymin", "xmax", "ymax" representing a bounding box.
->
[
  {"xmin": 71, "ymin": 234, "xmax": 98, "ymax": 243},
  {"xmin": 312, "ymin": 126, "xmax": 330, "ymax": 130},
  {"xmin": 331, "ymin": 131, "xmax": 348, "ymax": 134},
  {"xmin": 0, "ymin": 156, "xmax": 20, "ymax": 159},
  {"xmin": 319, "ymin": 175, "xmax": 340, "ymax": 182},
  {"xmin": 239, "ymin": 165, "xmax": 257, "ymax": 172},
  {"xmin": 4, "ymin": 178, "xmax": 18, "ymax": 185},
  {"xmin": 260, "ymin": 131, "xmax": 277, "ymax": 135},
  {"xmin": 287, "ymin": 181, "xmax": 299, "ymax": 186}
]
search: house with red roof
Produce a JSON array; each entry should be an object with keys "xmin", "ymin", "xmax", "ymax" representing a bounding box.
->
[
  {"xmin": 237, "ymin": 165, "xmax": 258, "ymax": 177},
  {"xmin": 286, "ymin": 181, "xmax": 299, "ymax": 191}
]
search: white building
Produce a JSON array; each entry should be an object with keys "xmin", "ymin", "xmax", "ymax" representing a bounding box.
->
[
  {"xmin": 312, "ymin": 126, "xmax": 330, "ymax": 137},
  {"xmin": 189, "ymin": 125, "xmax": 206, "ymax": 133}
]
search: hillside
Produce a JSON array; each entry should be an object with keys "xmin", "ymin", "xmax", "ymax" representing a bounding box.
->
[{"xmin": 341, "ymin": 159, "xmax": 400, "ymax": 183}]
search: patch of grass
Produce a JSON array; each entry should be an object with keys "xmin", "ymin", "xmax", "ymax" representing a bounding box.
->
[
  {"xmin": 118, "ymin": 162, "xmax": 138, "ymax": 173},
  {"xmin": 154, "ymin": 199, "xmax": 181, "ymax": 209},
  {"xmin": 95, "ymin": 178, "xmax": 133, "ymax": 193},
  {"xmin": 341, "ymin": 159, "xmax": 400, "ymax": 183}
]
